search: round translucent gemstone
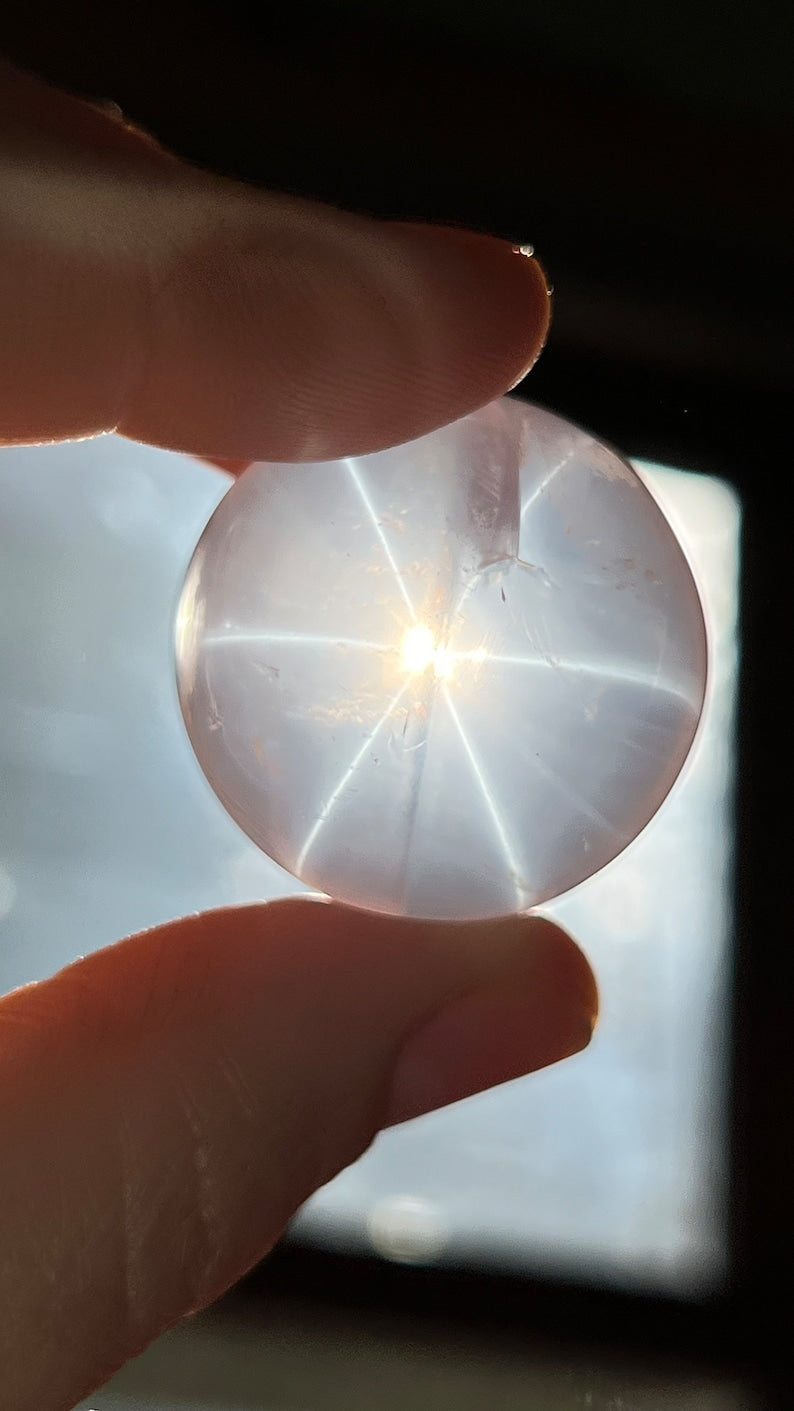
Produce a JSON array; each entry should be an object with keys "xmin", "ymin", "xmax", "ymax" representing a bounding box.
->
[{"xmin": 175, "ymin": 398, "xmax": 707, "ymax": 920}]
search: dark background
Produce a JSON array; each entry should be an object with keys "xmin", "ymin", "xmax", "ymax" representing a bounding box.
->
[{"xmin": 3, "ymin": 2, "xmax": 792, "ymax": 1404}]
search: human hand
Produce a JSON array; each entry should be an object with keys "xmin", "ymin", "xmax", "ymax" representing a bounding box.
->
[{"xmin": 0, "ymin": 61, "xmax": 597, "ymax": 1411}]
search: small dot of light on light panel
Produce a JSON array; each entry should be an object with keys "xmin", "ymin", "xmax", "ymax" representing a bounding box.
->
[{"xmin": 0, "ymin": 862, "xmax": 17, "ymax": 920}]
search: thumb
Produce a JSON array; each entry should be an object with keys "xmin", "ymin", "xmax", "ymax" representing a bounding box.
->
[{"xmin": 0, "ymin": 899, "xmax": 596, "ymax": 1411}]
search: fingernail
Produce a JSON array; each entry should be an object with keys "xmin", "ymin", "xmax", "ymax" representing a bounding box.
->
[
  {"xmin": 506, "ymin": 246, "xmax": 552, "ymax": 390},
  {"xmin": 385, "ymin": 970, "xmax": 595, "ymax": 1128}
]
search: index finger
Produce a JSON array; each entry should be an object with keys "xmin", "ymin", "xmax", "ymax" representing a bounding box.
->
[{"xmin": 1, "ymin": 62, "xmax": 550, "ymax": 462}]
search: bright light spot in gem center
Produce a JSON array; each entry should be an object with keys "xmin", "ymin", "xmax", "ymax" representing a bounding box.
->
[{"xmin": 400, "ymin": 624, "xmax": 452, "ymax": 678}]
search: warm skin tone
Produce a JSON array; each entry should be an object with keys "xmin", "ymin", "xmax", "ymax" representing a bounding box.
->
[{"xmin": 0, "ymin": 60, "xmax": 596, "ymax": 1411}]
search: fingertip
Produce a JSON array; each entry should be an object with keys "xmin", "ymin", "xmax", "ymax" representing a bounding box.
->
[
  {"xmin": 121, "ymin": 206, "xmax": 553, "ymax": 462},
  {"xmin": 523, "ymin": 912, "xmax": 599, "ymax": 1033},
  {"xmin": 383, "ymin": 912, "xmax": 597, "ymax": 1127},
  {"xmin": 376, "ymin": 222, "xmax": 552, "ymax": 439}
]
